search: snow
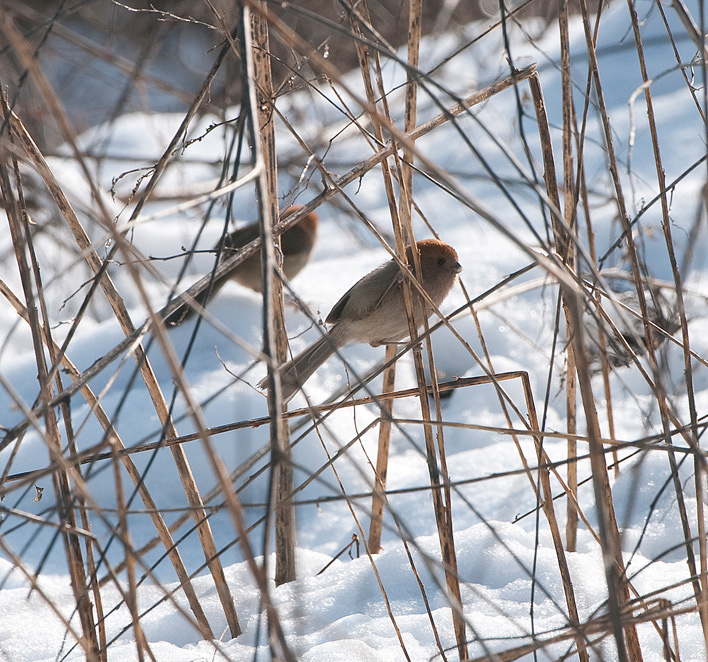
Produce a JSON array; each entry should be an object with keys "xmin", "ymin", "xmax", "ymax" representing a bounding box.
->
[{"xmin": 1, "ymin": 1, "xmax": 707, "ymax": 660}]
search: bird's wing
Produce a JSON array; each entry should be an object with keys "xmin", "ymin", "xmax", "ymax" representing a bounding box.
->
[
  {"xmin": 220, "ymin": 223, "xmax": 261, "ymax": 252},
  {"xmin": 325, "ymin": 263, "xmax": 402, "ymax": 324}
]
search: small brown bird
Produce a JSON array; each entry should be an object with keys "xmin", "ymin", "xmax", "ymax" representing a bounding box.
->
[
  {"xmin": 165, "ymin": 206, "xmax": 318, "ymax": 326},
  {"xmin": 261, "ymin": 239, "xmax": 462, "ymax": 403}
]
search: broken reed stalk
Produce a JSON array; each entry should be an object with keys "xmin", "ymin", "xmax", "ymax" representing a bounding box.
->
[
  {"xmin": 246, "ymin": 0, "xmax": 296, "ymax": 587},
  {"xmin": 368, "ymin": 344, "xmax": 397, "ymax": 553},
  {"xmin": 2, "ymin": 108, "xmax": 235, "ymax": 640},
  {"xmin": 527, "ymin": 72, "xmax": 589, "ymax": 662},
  {"xmin": 0, "ymin": 147, "xmax": 99, "ymax": 660}
]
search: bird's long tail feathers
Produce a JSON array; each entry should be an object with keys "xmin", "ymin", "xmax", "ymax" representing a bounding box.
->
[
  {"xmin": 163, "ymin": 270, "xmax": 231, "ymax": 327},
  {"xmin": 259, "ymin": 333, "xmax": 340, "ymax": 403}
]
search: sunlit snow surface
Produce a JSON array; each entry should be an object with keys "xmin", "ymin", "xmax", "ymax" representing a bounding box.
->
[{"xmin": 1, "ymin": 1, "xmax": 707, "ymax": 660}]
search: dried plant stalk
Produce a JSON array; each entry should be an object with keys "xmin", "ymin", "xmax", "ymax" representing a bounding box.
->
[
  {"xmin": 625, "ymin": 0, "xmax": 708, "ymax": 647},
  {"xmin": 557, "ymin": 0, "xmax": 580, "ymax": 554},
  {"xmin": 527, "ymin": 71, "xmax": 589, "ymax": 662},
  {"xmin": 368, "ymin": 344, "xmax": 397, "ymax": 553},
  {"xmin": 239, "ymin": 0, "xmax": 297, "ymax": 588},
  {"xmin": 0, "ymin": 148, "xmax": 99, "ymax": 660},
  {"xmin": 344, "ymin": 0, "xmax": 400, "ymax": 559},
  {"xmin": 396, "ymin": 0, "xmax": 467, "ymax": 657}
]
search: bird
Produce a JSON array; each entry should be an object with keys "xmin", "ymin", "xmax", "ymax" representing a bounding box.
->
[
  {"xmin": 164, "ymin": 206, "xmax": 318, "ymax": 326},
  {"xmin": 585, "ymin": 286, "xmax": 679, "ymax": 370},
  {"xmin": 259, "ymin": 238, "xmax": 462, "ymax": 403}
]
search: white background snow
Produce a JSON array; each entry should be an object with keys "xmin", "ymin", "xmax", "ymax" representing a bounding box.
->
[{"xmin": 1, "ymin": 1, "xmax": 707, "ymax": 660}]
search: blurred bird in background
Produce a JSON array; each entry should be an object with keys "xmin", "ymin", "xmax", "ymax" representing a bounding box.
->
[{"xmin": 165, "ymin": 206, "xmax": 318, "ymax": 326}]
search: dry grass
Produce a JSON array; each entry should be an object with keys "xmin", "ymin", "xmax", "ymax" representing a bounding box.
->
[{"xmin": 0, "ymin": 1, "xmax": 706, "ymax": 661}]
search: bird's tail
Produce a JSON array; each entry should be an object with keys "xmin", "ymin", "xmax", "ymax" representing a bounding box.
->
[
  {"xmin": 259, "ymin": 333, "xmax": 340, "ymax": 403},
  {"xmin": 163, "ymin": 270, "xmax": 231, "ymax": 327}
]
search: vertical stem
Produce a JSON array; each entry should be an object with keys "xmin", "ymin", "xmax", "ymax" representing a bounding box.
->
[
  {"xmin": 565, "ymin": 288, "xmax": 636, "ymax": 662},
  {"xmin": 0, "ymin": 153, "xmax": 99, "ymax": 661},
  {"xmin": 368, "ymin": 344, "xmax": 398, "ymax": 553},
  {"xmin": 558, "ymin": 0, "xmax": 579, "ymax": 554},
  {"xmin": 248, "ymin": 0, "xmax": 296, "ymax": 587},
  {"xmin": 527, "ymin": 72, "xmax": 589, "ymax": 662},
  {"xmin": 345, "ymin": 0, "xmax": 404, "ymax": 555},
  {"xmin": 110, "ymin": 438, "xmax": 151, "ymax": 662},
  {"xmin": 626, "ymin": 0, "xmax": 708, "ymax": 648},
  {"xmin": 399, "ymin": 1, "xmax": 467, "ymax": 657}
]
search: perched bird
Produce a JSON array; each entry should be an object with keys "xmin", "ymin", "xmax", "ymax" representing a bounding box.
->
[
  {"xmin": 586, "ymin": 286, "xmax": 679, "ymax": 370},
  {"xmin": 165, "ymin": 206, "xmax": 318, "ymax": 326},
  {"xmin": 260, "ymin": 239, "xmax": 462, "ymax": 403}
]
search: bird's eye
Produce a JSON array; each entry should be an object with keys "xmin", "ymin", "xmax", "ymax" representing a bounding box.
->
[{"xmin": 437, "ymin": 257, "xmax": 445, "ymax": 265}]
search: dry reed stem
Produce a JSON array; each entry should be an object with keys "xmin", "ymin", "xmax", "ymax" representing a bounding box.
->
[
  {"xmin": 368, "ymin": 344, "xmax": 397, "ymax": 553},
  {"xmin": 110, "ymin": 438, "xmax": 154, "ymax": 662},
  {"xmin": 576, "ymin": 1, "xmax": 663, "ymax": 657},
  {"xmin": 397, "ymin": 0, "xmax": 466, "ymax": 656},
  {"xmin": 557, "ymin": 0, "xmax": 580, "ymax": 554},
  {"xmin": 236, "ymin": 0, "xmax": 297, "ymax": 588},
  {"xmin": 625, "ymin": 0, "xmax": 708, "ymax": 647},
  {"xmin": 569, "ymin": 4, "xmax": 621, "ymax": 481},
  {"xmin": 527, "ymin": 72, "xmax": 589, "ymax": 662},
  {"xmin": 0, "ymin": 144, "xmax": 99, "ymax": 660},
  {"xmin": 565, "ymin": 283, "xmax": 640, "ymax": 662},
  {"xmin": 343, "ymin": 0, "xmax": 399, "ymax": 560},
  {"xmin": 346, "ymin": 0, "xmax": 406, "ymax": 565},
  {"xmin": 333, "ymin": 19, "xmax": 450, "ymax": 655}
]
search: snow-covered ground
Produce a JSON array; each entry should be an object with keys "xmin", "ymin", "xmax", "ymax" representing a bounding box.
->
[{"xmin": 1, "ymin": 1, "xmax": 707, "ymax": 660}]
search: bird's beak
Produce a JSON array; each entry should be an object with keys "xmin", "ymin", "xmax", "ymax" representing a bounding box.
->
[{"xmin": 452, "ymin": 262, "xmax": 462, "ymax": 274}]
